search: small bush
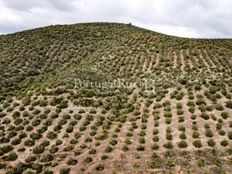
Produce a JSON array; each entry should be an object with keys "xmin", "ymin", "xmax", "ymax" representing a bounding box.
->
[
  {"xmin": 163, "ymin": 142, "xmax": 173, "ymax": 149},
  {"xmin": 59, "ymin": 168, "xmax": 70, "ymax": 174},
  {"xmin": 1, "ymin": 145, "xmax": 14, "ymax": 153},
  {"xmin": 215, "ymin": 104, "xmax": 223, "ymax": 111},
  {"xmin": 216, "ymin": 123, "xmax": 222, "ymax": 130},
  {"xmin": 95, "ymin": 164, "xmax": 104, "ymax": 171},
  {"xmin": 205, "ymin": 129, "xmax": 213, "ymax": 137},
  {"xmin": 101, "ymin": 155, "xmax": 108, "ymax": 160},
  {"xmin": 225, "ymin": 100, "xmax": 232, "ymax": 108},
  {"xmin": 67, "ymin": 158, "xmax": 78, "ymax": 165},
  {"xmin": 49, "ymin": 145, "xmax": 58, "ymax": 154},
  {"xmin": 220, "ymin": 140, "xmax": 229, "ymax": 147},
  {"xmin": 22, "ymin": 97, "xmax": 31, "ymax": 106},
  {"xmin": 228, "ymin": 131, "xmax": 232, "ymax": 140},
  {"xmin": 84, "ymin": 156, "xmax": 93, "ymax": 163},
  {"xmin": 4, "ymin": 152, "xmax": 18, "ymax": 161},
  {"xmin": 122, "ymin": 145, "xmax": 129, "ymax": 151},
  {"xmin": 221, "ymin": 112, "xmax": 229, "ymax": 119},
  {"xmin": 89, "ymin": 148, "xmax": 97, "ymax": 155},
  {"xmin": 200, "ymin": 113, "xmax": 209, "ymax": 120},
  {"xmin": 177, "ymin": 141, "xmax": 188, "ymax": 148},
  {"xmin": 177, "ymin": 109, "xmax": 184, "ymax": 115},
  {"xmin": 207, "ymin": 139, "xmax": 215, "ymax": 147},
  {"xmin": 193, "ymin": 140, "xmax": 202, "ymax": 148},
  {"xmin": 178, "ymin": 125, "xmax": 185, "ymax": 131},
  {"xmin": 179, "ymin": 133, "xmax": 187, "ymax": 139},
  {"xmin": 166, "ymin": 134, "xmax": 173, "ymax": 141},
  {"xmin": 41, "ymin": 154, "xmax": 53, "ymax": 163},
  {"xmin": 47, "ymin": 132, "xmax": 57, "ymax": 139},
  {"xmin": 136, "ymin": 145, "xmax": 145, "ymax": 151},
  {"xmin": 105, "ymin": 146, "xmax": 113, "ymax": 153},
  {"xmin": 219, "ymin": 130, "xmax": 226, "ymax": 136},
  {"xmin": 33, "ymin": 145, "xmax": 45, "ymax": 154}
]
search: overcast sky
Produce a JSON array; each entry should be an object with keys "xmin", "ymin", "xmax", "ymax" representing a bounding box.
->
[{"xmin": 0, "ymin": 0, "xmax": 232, "ymax": 38}]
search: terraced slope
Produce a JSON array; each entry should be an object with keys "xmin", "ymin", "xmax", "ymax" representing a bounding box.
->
[{"xmin": 0, "ymin": 23, "xmax": 232, "ymax": 174}]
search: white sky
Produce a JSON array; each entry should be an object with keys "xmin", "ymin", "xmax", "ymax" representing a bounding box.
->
[{"xmin": 0, "ymin": 0, "xmax": 232, "ymax": 38}]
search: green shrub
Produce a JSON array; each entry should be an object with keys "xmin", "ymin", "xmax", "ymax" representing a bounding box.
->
[
  {"xmin": 207, "ymin": 139, "xmax": 215, "ymax": 147},
  {"xmin": 67, "ymin": 158, "xmax": 77, "ymax": 165},
  {"xmin": 95, "ymin": 164, "xmax": 104, "ymax": 171},
  {"xmin": 31, "ymin": 163, "xmax": 43, "ymax": 173},
  {"xmin": 191, "ymin": 114, "xmax": 196, "ymax": 120},
  {"xmin": 25, "ymin": 155, "xmax": 37, "ymax": 163},
  {"xmin": 178, "ymin": 116, "xmax": 185, "ymax": 122},
  {"xmin": 139, "ymin": 137, "xmax": 146, "ymax": 144},
  {"xmin": 197, "ymin": 159, "xmax": 205, "ymax": 167},
  {"xmin": 215, "ymin": 104, "xmax": 223, "ymax": 111},
  {"xmin": 177, "ymin": 109, "xmax": 184, "ymax": 115},
  {"xmin": 30, "ymin": 133, "xmax": 42, "ymax": 140},
  {"xmin": 228, "ymin": 131, "xmax": 232, "ymax": 140},
  {"xmin": 39, "ymin": 99, "xmax": 48, "ymax": 107},
  {"xmin": 47, "ymin": 132, "xmax": 57, "ymax": 139},
  {"xmin": 22, "ymin": 97, "xmax": 31, "ymax": 106},
  {"xmin": 84, "ymin": 156, "xmax": 93, "ymax": 163},
  {"xmin": 101, "ymin": 155, "xmax": 108, "ymax": 160},
  {"xmin": 12, "ymin": 111, "xmax": 20, "ymax": 118},
  {"xmin": 59, "ymin": 168, "xmax": 70, "ymax": 174},
  {"xmin": 163, "ymin": 142, "xmax": 173, "ymax": 149},
  {"xmin": 153, "ymin": 135, "xmax": 159, "ymax": 142},
  {"xmin": 41, "ymin": 154, "xmax": 53, "ymax": 163},
  {"xmin": 164, "ymin": 112, "xmax": 172, "ymax": 118},
  {"xmin": 5, "ymin": 162, "xmax": 28, "ymax": 173},
  {"xmin": 221, "ymin": 112, "xmax": 229, "ymax": 119},
  {"xmin": 206, "ymin": 105, "xmax": 213, "ymax": 111},
  {"xmin": 33, "ymin": 145, "xmax": 45, "ymax": 154},
  {"xmin": 43, "ymin": 169, "xmax": 54, "ymax": 174},
  {"xmin": 189, "ymin": 106, "xmax": 195, "ymax": 113},
  {"xmin": 24, "ymin": 139, "xmax": 35, "ymax": 147},
  {"xmin": 205, "ymin": 129, "xmax": 213, "ymax": 137},
  {"xmin": 109, "ymin": 139, "xmax": 118, "ymax": 146},
  {"xmin": 32, "ymin": 119, "xmax": 41, "ymax": 127},
  {"xmin": 200, "ymin": 113, "xmax": 209, "ymax": 120},
  {"xmin": 66, "ymin": 125, "xmax": 74, "ymax": 133},
  {"xmin": 136, "ymin": 145, "xmax": 145, "ymax": 151},
  {"xmin": 73, "ymin": 114, "xmax": 81, "ymax": 120},
  {"xmin": 220, "ymin": 140, "xmax": 228, "ymax": 147},
  {"xmin": 216, "ymin": 122, "xmax": 222, "ymax": 130},
  {"xmin": 11, "ymin": 138, "xmax": 21, "ymax": 145},
  {"xmin": 0, "ymin": 162, "xmax": 6, "ymax": 169},
  {"xmin": 219, "ymin": 130, "xmax": 225, "ymax": 136},
  {"xmin": 49, "ymin": 145, "xmax": 58, "ymax": 154},
  {"xmin": 166, "ymin": 133, "xmax": 173, "ymax": 141},
  {"xmin": 89, "ymin": 148, "xmax": 97, "ymax": 155},
  {"xmin": 179, "ymin": 133, "xmax": 187, "ymax": 139},
  {"xmin": 72, "ymin": 149, "xmax": 81, "ymax": 156},
  {"xmin": 17, "ymin": 147, "xmax": 25, "ymax": 152},
  {"xmin": 165, "ymin": 118, "xmax": 172, "ymax": 124},
  {"xmin": 177, "ymin": 141, "xmax": 188, "ymax": 148},
  {"xmin": 193, "ymin": 140, "xmax": 202, "ymax": 148},
  {"xmin": 122, "ymin": 145, "xmax": 129, "ymax": 151},
  {"xmin": 63, "ymin": 145, "xmax": 74, "ymax": 152},
  {"xmin": 5, "ymin": 152, "xmax": 18, "ymax": 161},
  {"xmin": 225, "ymin": 100, "xmax": 232, "ymax": 108},
  {"xmin": 152, "ymin": 143, "xmax": 159, "ymax": 150},
  {"xmin": 1, "ymin": 145, "xmax": 14, "ymax": 153},
  {"xmin": 105, "ymin": 146, "xmax": 113, "ymax": 153},
  {"xmin": 178, "ymin": 125, "xmax": 185, "ymax": 131}
]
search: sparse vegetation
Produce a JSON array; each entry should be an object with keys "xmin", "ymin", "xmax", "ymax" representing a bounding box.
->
[{"xmin": 0, "ymin": 23, "xmax": 231, "ymax": 174}]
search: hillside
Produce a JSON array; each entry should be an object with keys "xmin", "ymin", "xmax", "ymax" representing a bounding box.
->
[{"xmin": 0, "ymin": 23, "xmax": 232, "ymax": 174}]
